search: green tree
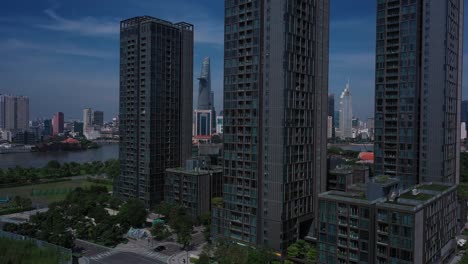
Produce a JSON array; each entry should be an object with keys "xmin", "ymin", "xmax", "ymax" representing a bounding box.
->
[
  {"xmin": 173, "ymin": 215, "xmax": 193, "ymax": 249},
  {"xmin": 108, "ymin": 197, "xmax": 123, "ymax": 210},
  {"xmin": 214, "ymin": 241, "xmax": 249, "ymax": 264},
  {"xmin": 47, "ymin": 160, "xmax": 61, "ymax": 169},
  {"xmin": 154, "ymin": 202, "xmax": 174, "ymax": 217},
  {"xmin": 151, "ymin": 223, "xmax": 171, "ymax": 241},
  {"xmin": 247, "ymin": 247, "xmax": 275, "ymax": 264},
  {"xmin": 287, "ymin": 243, "xmax": 300, "ymax": 259},
  {"xmin": 118, "ymin": 199, "xmax": 147, "ymax": 228}
]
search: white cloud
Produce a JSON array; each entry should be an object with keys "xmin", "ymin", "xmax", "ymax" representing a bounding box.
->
[
  {"xmin": 38, "ymin": 8, "xmax": 119, "ymax": 36},
  {"xmin": 0, "ymin": 38, "xmax": 115, "ymax": 59}
]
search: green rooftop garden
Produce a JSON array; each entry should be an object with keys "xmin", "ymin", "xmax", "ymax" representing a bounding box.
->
[
  {"xmin": 399, "ymin": 192, "xmax": 433, "ymax": 201},
  {"xmin": 374, "ymin": 175, "xmax": 390, "ymax": 183},
  {"xmin": 417, "ymin": 184, "xmax": 450, "ymax": 192}
]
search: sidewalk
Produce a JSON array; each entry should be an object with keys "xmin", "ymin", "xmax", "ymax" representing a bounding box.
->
[{"xmin": 167, "ymin": 243, "xmax": 205, "ymax": 264}]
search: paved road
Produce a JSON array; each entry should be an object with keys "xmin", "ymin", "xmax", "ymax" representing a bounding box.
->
[
  {"xmin": 76, "ymin": 239, "xmax": 167, "ymax": 264},
  {"xmin": 89, "ymin": 251, "xmax": 164, "ymax": 264},
  {"xmin": 76, "ymin": 226, "xmax": 208, "ymax": 264}
]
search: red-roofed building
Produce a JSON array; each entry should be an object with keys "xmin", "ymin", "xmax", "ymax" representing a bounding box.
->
[
  {"xmin": 358, "ymin": 152, "xmax": 374, "ymax": 164},
  {"xmin": 62, "ymin": 138, "xmax": 80, "ymax": 144}
]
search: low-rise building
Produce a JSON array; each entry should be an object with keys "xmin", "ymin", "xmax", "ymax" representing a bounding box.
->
[
  {"xmin": 12, "ymin": 130, "xmax": 36, "ymax": 145},
  {"xmin": 327, "ymin": 165, "xmax": 369, "ymax": 192},
  {"xmin": 318, "ymin": 180, "xmax": 458, "ymax": 264},
  {"xmin": 164, "ymin": 159, "xmax": 222, "ymax": 219}
]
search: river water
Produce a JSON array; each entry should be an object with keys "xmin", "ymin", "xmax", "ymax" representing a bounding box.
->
[
  {"xmin": 330, "ymin": 144, "xmax": 374, "ymax": 152},
  {"xmin": 0, "ymin": 144, "xmax": 119, "ymax": 169}
]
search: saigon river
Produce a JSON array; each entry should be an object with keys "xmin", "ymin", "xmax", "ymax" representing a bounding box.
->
[{"xmin": 0, "ymin": 144, "xmax": 119, "ymax": 169}]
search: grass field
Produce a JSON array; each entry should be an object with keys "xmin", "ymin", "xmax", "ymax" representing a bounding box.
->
[{"xmin": 0, "ymin": 179, "xmax": 112, "ymax": 206}]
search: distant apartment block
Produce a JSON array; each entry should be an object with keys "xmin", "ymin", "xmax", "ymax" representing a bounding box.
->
[
  {"xmin": 52, "ymin": 112, "xmax": 64, "ymax": 136},
  {"xmin": 114, "ymin": 16, "xmax": 193, "ymax": 207},
  {"xmin": 42, "ymin": 119, "xmax": 52, "ymax": 136},
  {"xmin": 93, "ymin": 111, "xmax": 104, "ymax": 127},
  {"xmin": 164, "ymin": 159, "xmax": 222, "ymax": 219},
  {"xmin": 0, "ymin": 94, "xmax": 29, "ymax": 131}
]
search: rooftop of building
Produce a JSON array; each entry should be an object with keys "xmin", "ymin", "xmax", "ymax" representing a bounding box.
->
[
  {"xmin": 381, "ymin": 182, "xmax": 455, "ymax": 211},
  {"xmin": 319, "ymin": 190, "xmax": 376, "ymax": 204},
  {"xmin": 120, "ymin": 16, "xmax": 193, "ymax": 31},
  {"xmin": 371, "ymin": 175, "xmax": 400, "ymax": 186},
  {"xmin": 356, "ymin": 151, "xmax": 373, "ymax": 160},
  {"xmin": 329, "ymin": 166, "xmax": 353, "ymax": 174},
  {"xmin": 319, "ymin": 182, "xmax": 456, "ymax": 211}
]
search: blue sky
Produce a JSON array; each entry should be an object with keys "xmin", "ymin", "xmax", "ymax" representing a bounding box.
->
[{"xmin": 0, "ymin": 0, "xmax": 466, "ymax": 121}]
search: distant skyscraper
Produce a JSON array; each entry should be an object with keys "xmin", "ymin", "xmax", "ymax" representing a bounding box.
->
[
  {"xmin": 93, "ymin": 111, "xmax": 104, "ymax": 126},
  {"xmin": 52, "ymin": 112, "xmax": 64, "ymax": 135},
  {"xmin": 328, "ymin": 94, "xmax": 335, "ymax": 138},
  {"xmin": 16, "ymin": 96, "xmax": 29, "ymax": 131},
  {"xmin": 339, "ymin": 83, "xmax": 352, "ymax": 139},
  {"xmin": 367, "ymin": 118, "xmax": 375, "ymax": 141},
  {"xmin": 211, "ymin": 0, "xmax": 329, "ymax": 252},
  {"xmin": 216, "ymin": 115, "xmax": 223, "ymax": 134},
  {"xmin": 43, "ymin": 119, "xmax": 52, "ymax": 136},
  {"xmin": 83, "ymin": 108, "xmax": 93, "ymax": 132},
  {"xmin": 73, "ymin": 121, "xmax": 84, "ymax": 134},
  {"xmin": 194, "ymin": 110, "xmax": 213, "ymax": 136},
  {"xmin": 374, "ymin": 0, "xmax": 463, "ymax": 187},
  {"xmin": 114, "ymin": 16, "xmax": 194, "ymax": 207},
  {"xmin": 197, "ymin": 57, "xmax": 212, "ymax": 110},
  {"xmin": 197, "ymin": 57, "xmax": 216, "ymax": 134},
  {"xmin": 0, "ymin": 95, "xmax": 29, "ymax": 131}
]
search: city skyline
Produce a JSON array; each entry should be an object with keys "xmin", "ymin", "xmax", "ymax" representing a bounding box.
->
[{"xmin": 3, "ymin": 1, "xmax": 467, "ymax": 120}]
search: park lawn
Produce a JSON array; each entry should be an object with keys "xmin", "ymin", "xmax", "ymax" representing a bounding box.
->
[
  {"xmin": 0, "ymin": 237, "xmax": 68, "ymax": 264},
  {"xmin": 0, "ymin": 179, "xmax": 112, "ymax": 206}
]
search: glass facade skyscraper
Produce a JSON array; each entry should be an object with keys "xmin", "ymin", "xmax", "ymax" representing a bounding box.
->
[
  {"xmin": 212, "ymin": 0, "xmax": 329, "ymax": 252},
  {"xmin": 374, "ymin": 0, "xmax": 463, "ymax": 187},
  {"xmin": 339, "ymin": 84, "xmax": 353, "ymax": 139},
  {"xmin": 114, "ymin": 16, "xmax": 194, "ymax": 207},
  {"xmin": 194, "ymin": 110, "xmax": 213, "ymax": 136}
]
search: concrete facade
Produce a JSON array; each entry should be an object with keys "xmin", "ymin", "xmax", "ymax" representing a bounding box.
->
[
  {"xmin": 318, "ymin": 182, "xmax": 458, "ymax": 264},
  {"xmin": 374, "ymin": 0, "xmax": 464, "ymax": 187},
  {"xmin": 114, "ymin": 16, "xmax": 193, "ymax": 207},
  {"xmin": 211, "ymin": 0, "xmax": 329, "ymax": 252}
]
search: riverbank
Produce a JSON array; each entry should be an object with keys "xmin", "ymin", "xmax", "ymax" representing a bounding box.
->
[
  {"xmin": 329, "ymin": 143, "xmax": 373, "ymax": 152},
  {"xmin": 0, "ymin": 144, "xmax": 119, "ymax": 169}
]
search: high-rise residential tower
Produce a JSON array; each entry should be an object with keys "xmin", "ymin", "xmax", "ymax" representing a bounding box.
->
[
  {"xmin": 0, "ymin": 95, "xmax": 29, "ymax": 131},
  {"xmin": 328, "ymin": 94, "xmax": 335, "ymax": 139},
  {"xmin": 211, "ymin": 0, "xmax": 329, "ymax": 252},
  {"xmin": 374, "ymin": 0, "xmax": 463, "ymax": 187},
  {"xmin": 339, "ymin": 83, "xmax": 353, "ymax": 139},
  {"xmin": 83, "ymin": 108, "xmax": 93, "ymax": 132},
  {"xmin": 93, "ymin": 111, "xmax": 104, "ymax": 127},
  {"xmin": 114, "ymin": 16, "xmax": 194, "ymax": 207},
  {"xmin": 52, "ymin": 112, "xmax": 64, "ymax": 135}
]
